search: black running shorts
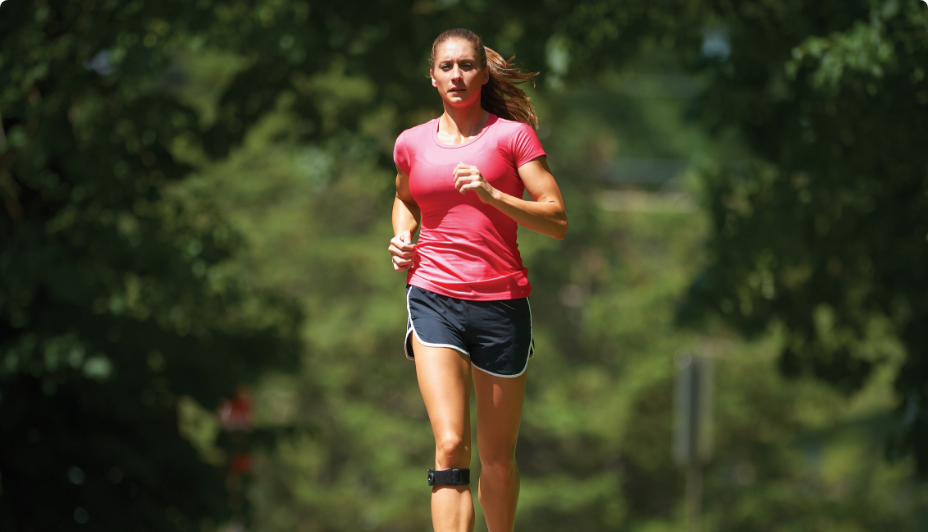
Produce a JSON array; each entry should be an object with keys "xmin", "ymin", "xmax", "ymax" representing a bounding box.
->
[{"xmin": 405, "ymin": 285, "xmax": 534, "ymax": 378}]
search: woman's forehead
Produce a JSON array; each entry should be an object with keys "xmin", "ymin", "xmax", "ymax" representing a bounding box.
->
[{"xmin": 435, "ymin": 39, "xmax": 478, "ymax": 61}]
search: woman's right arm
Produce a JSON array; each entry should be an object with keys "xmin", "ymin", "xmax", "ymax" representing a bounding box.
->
[{"xmin": 389, "ymin": 169, "xmax": 420, "ymax": 271}]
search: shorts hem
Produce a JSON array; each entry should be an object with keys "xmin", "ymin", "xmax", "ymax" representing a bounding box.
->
[
  {"xmin": 471, "ymin": 357, "xmax": 530, "ymax": 378},
  {"xmin": 405, "ymin": 328, "xmax": 471, "ymax": 359}
]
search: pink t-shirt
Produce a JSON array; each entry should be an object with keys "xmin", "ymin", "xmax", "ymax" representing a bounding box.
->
[{"xmin": 394, "ymin": 114, "xmax": 546, "ymax": 301}]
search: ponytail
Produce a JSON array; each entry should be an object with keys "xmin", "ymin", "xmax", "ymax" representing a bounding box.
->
[
  {"xmin": 481, "ymin": 47, "xmax": 539, "ymax": 129},
  {"xmin": 430, "ymin": 29, "xmax": 540, "ymax": 129}
]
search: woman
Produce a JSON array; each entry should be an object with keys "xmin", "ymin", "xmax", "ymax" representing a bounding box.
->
[{"xmin": 388, "ymin": 28, "xmax": 567, "ymax": 532}]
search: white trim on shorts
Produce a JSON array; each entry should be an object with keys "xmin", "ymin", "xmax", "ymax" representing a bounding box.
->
[
  {"xmin": 471, "ymin": 357, "xmax": 529, "ymax": 378},
  {"xmin": 527, "ymin": 297, "xmax": 534, "ymax": 360},
  {"xmin": 404, "ymin": 286, "xmax": 470, "ymax": 360},
  {"xmin": 469, "ymin": 297, "xmax": 533, "ymax": 378}
]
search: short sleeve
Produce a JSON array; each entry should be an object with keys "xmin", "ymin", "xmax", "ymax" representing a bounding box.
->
[
  {"xmin": 393, "ymin": 131, "xmax": 411, "ymax": 175},
  {"xmin": 510, "ymin": 123, "xmax": 546, "ymax": 168}
]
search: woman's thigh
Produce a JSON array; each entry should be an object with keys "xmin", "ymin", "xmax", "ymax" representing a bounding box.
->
[
  {"xmin": 473, "ymin": 369, "xmax": 526, "ymax": 463},
  {"xmin": 413, "ymin": 335, "xmax": 473, "ymax": 468}
]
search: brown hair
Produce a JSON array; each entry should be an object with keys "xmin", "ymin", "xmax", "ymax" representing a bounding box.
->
[{"xmin": 430, "ymin": 28, "xmax": 539, "ymax": 129}]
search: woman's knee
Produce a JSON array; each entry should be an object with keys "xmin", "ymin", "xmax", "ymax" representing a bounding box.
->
[
  {"xmin": 435, "ymin": 433, "xmax": 470, "ymax": 468},
  {"xmin": 479, "ymin": 450, "xmax": 517, "ymax": 477}
]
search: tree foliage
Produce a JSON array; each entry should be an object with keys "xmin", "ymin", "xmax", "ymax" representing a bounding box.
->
[
  {"xmin": 664, "ymin": 0, "xmax": 928, "ymax": 473},
  {"xmin": 0, "ymin": 1, "xmax": 300, "ymax": 529},
  {"xmin": 2, "ymin": 0, "xmax": 927, "ymax": 529}
]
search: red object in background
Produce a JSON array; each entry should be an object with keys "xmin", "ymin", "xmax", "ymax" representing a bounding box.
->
[
  {"xmin": 219, "ymin": 388, "xmax": 254, "ymax": 476},
  {"xmin": 218, "ymin": 388, "xmax": 253, "ymax": 431},
  {"xmin": 229, "ymin": 453, "xmax": 253, "ymax": 474}
]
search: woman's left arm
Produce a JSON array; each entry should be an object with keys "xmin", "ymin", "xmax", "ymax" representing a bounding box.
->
[{"xmin": 453, "ymin": 156, "xmax": 568, "ymax": 240}]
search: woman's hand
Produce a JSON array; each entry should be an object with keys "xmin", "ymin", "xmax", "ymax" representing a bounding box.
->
[
  {"xmin": 389, "ymin": 230, "xmax": 416, "ymax": 271},
  {"xmin": 453, "ymin": 163, "xmax": 495, "ymax": 203},
  {"xmin": 455, "ymin": 156, "xmax": 568, "ymax": 240}
]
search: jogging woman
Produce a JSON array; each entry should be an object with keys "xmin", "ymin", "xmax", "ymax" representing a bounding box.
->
[{"xmin": 388, "ymin": 28, "xmax": 567, "ymax": 532}]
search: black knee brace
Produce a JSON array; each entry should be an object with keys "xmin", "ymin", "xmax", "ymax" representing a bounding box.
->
[{"xmin": 427, "ymin": 468, "xmax": 470, "ymax": 486}]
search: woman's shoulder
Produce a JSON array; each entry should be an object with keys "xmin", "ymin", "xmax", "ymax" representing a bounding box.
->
[
  {"xmin": 487, "ymin": 114, "xmax": 536, "ymax": 136},
  {"xmin": 394, "ymin": 118, "xmax": 438, "ymax": 173},
  {"xmin": 486, "ymin": 115, "xmax": 540, "ymax": 150},
  {"xmin": 397, "ymin": 118, "xmax": 438, "ymax": 143},
  {"xmin": 487, "ymin": 114, "xmax": 544, "ymax": 164}
]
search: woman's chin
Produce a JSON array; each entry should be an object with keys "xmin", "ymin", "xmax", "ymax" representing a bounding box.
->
[{"xmin": 443, "ymin": 94, "xmax": 476, "ymax": 106}]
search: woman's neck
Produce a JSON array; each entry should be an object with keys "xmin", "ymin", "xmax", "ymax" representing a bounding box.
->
[{"xmin": 437, "ymin": 103, "xmax": 489, "ymax": 145}]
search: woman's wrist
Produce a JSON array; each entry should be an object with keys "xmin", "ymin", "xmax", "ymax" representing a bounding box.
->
[{"xmin": 485, "ymin": 184, "xmax": 503, "ymax": 204}]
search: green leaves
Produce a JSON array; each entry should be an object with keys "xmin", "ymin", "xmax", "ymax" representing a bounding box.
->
[
  {"xmin": 665, "ymin": 0, "xmax": 928, "ymax": 475},
  {"xmin": 2, "ymin": 0, "xmax": 926, "ymax": 529},
  {"xmin": 1, "ymin": 0, "xmax": 300, "ymax": 529}
]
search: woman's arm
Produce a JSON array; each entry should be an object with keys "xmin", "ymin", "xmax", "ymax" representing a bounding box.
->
[
  {"xmin": 390, "ymin": 169, "xmax": 421, "ymax": 271},
  {"xmin": 453, "ymin": 156, "xmax": 568, "ymax": 240}
]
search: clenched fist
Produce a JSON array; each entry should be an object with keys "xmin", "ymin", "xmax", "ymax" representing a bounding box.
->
[{"xmin": 389, "ymin": 230, "xmax": 416, "ymax": 271}]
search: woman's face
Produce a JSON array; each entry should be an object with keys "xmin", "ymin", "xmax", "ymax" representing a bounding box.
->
[{"xmin": 431, "ymin": 39, "xmax": 488, "ymax": 107}]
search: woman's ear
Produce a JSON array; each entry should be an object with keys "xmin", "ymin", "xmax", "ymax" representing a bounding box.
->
[
  {"xmin": 483, "ymin": 69, "xmax": 489, "ymax": 84},
  {"xmin": 431, "ymin": 72, "xmax": 437, "ymax": 87}
]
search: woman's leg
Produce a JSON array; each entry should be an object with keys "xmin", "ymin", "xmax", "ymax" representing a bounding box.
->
[
  {"xmin": 472, "ymin": 369, "xmax": 527, "ymax": 532},
  {"xmin": 412, "ymin": 335, "xmax": 475, "ymax": 532}
]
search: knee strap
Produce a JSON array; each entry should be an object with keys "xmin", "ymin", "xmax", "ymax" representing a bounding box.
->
[{"xmin": 427, "ymin": 468, "xmax": 470, "ymax": 486}]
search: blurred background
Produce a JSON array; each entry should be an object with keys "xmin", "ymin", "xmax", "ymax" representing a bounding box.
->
[{"xmin": 2, "ymin": 0, "xmax": 928, "ymax": 530}]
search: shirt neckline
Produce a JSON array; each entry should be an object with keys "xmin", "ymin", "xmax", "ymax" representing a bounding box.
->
[{"xmin": 431, "ymin": 113, "xmax": 498, "ymax": 149}]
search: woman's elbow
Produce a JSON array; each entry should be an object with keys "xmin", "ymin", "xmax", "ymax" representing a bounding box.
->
[{"xmin": 552, "ymin": 216, "xmax": 568, "ymax": 240}]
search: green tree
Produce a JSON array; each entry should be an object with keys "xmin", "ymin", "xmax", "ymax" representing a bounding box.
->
[
  {"xmin": 4, "ymin": 0, "xmax": 926, "ymax": 530},
  {"xmin": 663, "ymin": 0, "xmax": 928, "ymax": 473},
  {"xmin": 0, "ymin": 1, "xmax": 299, "ymax": 529}
]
